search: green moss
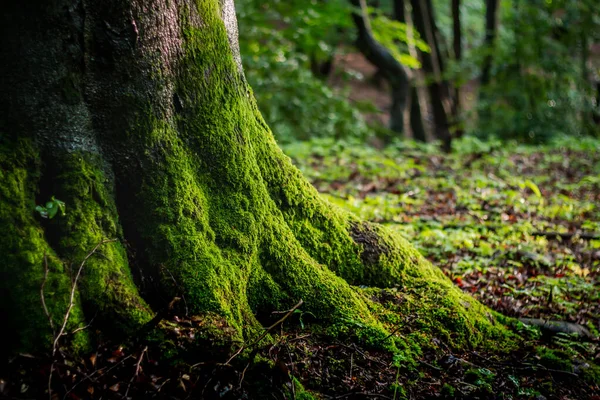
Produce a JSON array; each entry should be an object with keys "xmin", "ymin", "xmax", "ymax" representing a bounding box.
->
[
  {"xmin": 48, "ymin": 151, "xmax": 152, "ymax": 335},
  {"xmin": 391, "ymin": 383, "xmax": 407, "ymax": 399},
  {"xmin": 536, "ymin": 347, "xmax": 573, "ymax": 372},
  {"xmin": 2, "ymin": 0, "xmax": 518, "ymax": 362},
  {"xmin": 0, "ymin": 137, "xmax": 150, "ymax": 354},
  {"xmin": 0, "ymin": 139, "xmax": 86, "ymax": 352},
  {"xmin": 291, "ymin": 377, "xmax": 319, "ymax": 400},
  {"xmin": 122, "ymin": 0, "xmax": 515, "ymax": 358},
  {"xmin": 581, "ymin": 363, "xmax": 600, "ymax": 385}
]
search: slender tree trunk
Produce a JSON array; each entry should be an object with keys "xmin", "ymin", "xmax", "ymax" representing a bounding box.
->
[
  {"xmin": 481, "ymin": 0, "xmax": 500, "ymax": 85},
  {"xmin": 395, "ymin": 0, "xmax": 427, "ymax": 141},
  {"xmin": 451, "ymin": 0, "xmax": 464, "ymax": 137},
  {"xmin": 409, "ymin": 85, "xmax": 427, "ymax": 141},
  {"xmin": 595, "ymin": 81, "xmax": 600, "ymax": 125},
  {"xmin": 350, "ymin": 0, "xmax": 410, "ymax": 134},
  {"xmin": 411, "ymin": 0, "xmax": 452, "ymax": 151},
  {"xmin": 1, "ymin": 0, "xmax": 509, "ymax": 363}
]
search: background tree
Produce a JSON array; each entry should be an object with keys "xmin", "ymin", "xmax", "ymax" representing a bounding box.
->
[
  {"xmin": 349, "ymin": 0, "xmax": 410, "ymax": 134},
  {"xmin": 481, "ymin": 0, "xmax": 499, "ymax": 86},
  {"xmin": 410, "ymin": 0, "xmax": 453, "ymax": 151},
  {"xmin": 451, "ymin": 0, "xmax": 463, "ymax": 136},
  {"xmin": 394, "ymin": 0, "xmax": 428, "ymax": 142}
]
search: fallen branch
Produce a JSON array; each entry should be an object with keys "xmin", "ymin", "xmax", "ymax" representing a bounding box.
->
[
  {"xmin": 124, "ymin": 346, "xmax": 147, "ymax": 398},
  {"xmin": 531, "ymin": 231, "xmax": 600, "ymax": 241},
  {"xmin": 519, "ymin": 318, "xmax": 593, "ymax": 339}
]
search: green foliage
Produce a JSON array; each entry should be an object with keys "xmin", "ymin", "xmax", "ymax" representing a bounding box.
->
[
  {"xmin": 35, "ymin": 196, "xmax": 66, "ymax": 219},
  {"xmin": 367, "ymin": 8, "xmax": 429, "ymax": 69},
  {"xmin": 475, "ymin": 0, "xmax": 600, "ymax": 142},
  {"xmin": 236, "ymin": 0, "xmax": 370, "ymax": 142},
  {"xmin": 464, "ymin": 367, "xmax": 495, "ymax": 392},
  {"xmin": 440, "ymin": 383, "xmax": 456, "ymax": 397}
]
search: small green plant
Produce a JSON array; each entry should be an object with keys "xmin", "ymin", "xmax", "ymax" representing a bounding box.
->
[
  {"xmin": 35, "ymin": 196, "xmax": 66, "ymax": 219},
  {"xmin": 464, "ymin": 367, "xmax": 495, "ymax": 392},
  {"xmin": 440, "ymin": 383, "xmax": 455, "ymax": 397},
  {"xmin": 293, "ymin": 309, "xmax": 316, "ymax": 329}
]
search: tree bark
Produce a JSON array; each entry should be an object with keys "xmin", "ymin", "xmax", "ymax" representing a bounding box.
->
[{"xmin": 1, "ymin": 0, "xmax": 509, "ymax": 357}]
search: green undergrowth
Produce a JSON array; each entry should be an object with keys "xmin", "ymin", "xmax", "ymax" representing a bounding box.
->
[
  {"xmin": 282, "ymin": 135, "xmax": 600, "ymax": 385},
  {"xmin": 283, "ymin": 136, "xmax": 600, "ymax": 326}
]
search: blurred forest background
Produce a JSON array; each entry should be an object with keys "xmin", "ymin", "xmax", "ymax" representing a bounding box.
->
[
  {"xmin": 235, "ymin": 0, "xmax": 600, "ymax": 148},
  {"xmin": 234, "ymin": 0, "xmax": 600, "ymax": 334}
]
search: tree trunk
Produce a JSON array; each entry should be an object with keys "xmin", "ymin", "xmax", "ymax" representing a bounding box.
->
[
  {"xmin": 351, "ymin": 0, "xmax": 410, "ymax": 134},
  {"xmin": 481, "ymin": 0, "xmax": 500, "ymax": 85},
  {"xmin": 451, "ymin": 0, "xmax": 464, "ymax": 137},
  {"xmin": 411, "ymin": 0, "xmax": 452, "ymax": 151},
  {"xmin": 1, "ymin": 0, "xmax": 509, "ymax": 358},
  {"xmin": 395, "ymin": 0, "xmax": 427, "ymax": 141},
  {"xmin": 409, "ymin": 85, "xmax": 428, "ymax": 141}
]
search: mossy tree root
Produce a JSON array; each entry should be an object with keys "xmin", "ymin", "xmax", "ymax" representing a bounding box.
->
[{"xmin": 0, "ymin": 0, "xmax": 514, "ymax": 358}]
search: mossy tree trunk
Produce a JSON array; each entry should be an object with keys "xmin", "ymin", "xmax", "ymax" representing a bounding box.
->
[{"xmin": 1, "ymin": 0, "xmax": 511, "ymax": 357}]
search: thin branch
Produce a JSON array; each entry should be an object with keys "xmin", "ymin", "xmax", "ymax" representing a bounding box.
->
[
  {"xmin": 52, "ymin": 239, "xmax": 117, "ymax": 356},
  {"xmin": 48, "ymin": 239, "xmax": 117, "ymax": 400},
  {"xmin": 124, "ymin": 346, "xmax": 148, "ymax": 398},
  {"xmin": 41, "ymin": 252, "xmax": 55, "ymax": 334},
  {"xmin": 225, "ymin": 299, "xmax": 304, "ymax": 365},
  {"xmin": 68, "ymin": 311, "xmax": 98, "ymax": 336},
  {"xmin": 325, "ymin": 392, "xmax": 393, "ymax": 400},
  {"xmin": 62, "ymin": 354, "xmax": 134, "ymax": 400}
]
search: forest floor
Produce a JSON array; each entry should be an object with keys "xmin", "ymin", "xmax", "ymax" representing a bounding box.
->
[
  {"xmin": 285, "ymin": 137, "xmax": 600, "ymax": 330},
  {"xmin": 3, "ymin": 138, "xmax": 600, "ymax": 400}
]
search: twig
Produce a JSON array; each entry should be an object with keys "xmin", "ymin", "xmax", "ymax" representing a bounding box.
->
[
  {"xmin": 156, "ymin": 378, "xmax": 170, "ymax": 392},
  {"xmin": 162, "ymin": 266, "xmax": 189, "ymax": 316},
  {"xmin": 124, "ymin": 346, "xmax": 147, "ymax": 398},
  {"xmin": 418, "ymin": 360, "xmax": 443, "ymax": 371},
  {"xmin": 41, "ymin": 252, "xmax": 55, "ymax": 334},
  {"xmin": 333, "ymin": 342, "xmax": 388, "ymax": 367},
  {"xmin": 377, "ymin": 325, "xmax": 403, "ymax": 344},
  {"xmin": 48, "ymin": 239, "xmax": 116, "ymax": 400},
  {"xmin": 62, "ymin": 354, "xmax": 134, "ymax": 400},
  {"xmin": 517, "ymin": 362, "xmax": 580, "ymax": 378},
  {"xmin": 53, "ymin": 239, "xmax": 117, "ymax": 355},
  {"xmin": 69, "ymin": 311, "xmax": 98, "ymax": 335},
  {"xmin": 225, "ymin": 299, "xmax": 304, "ymax": 365}
]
